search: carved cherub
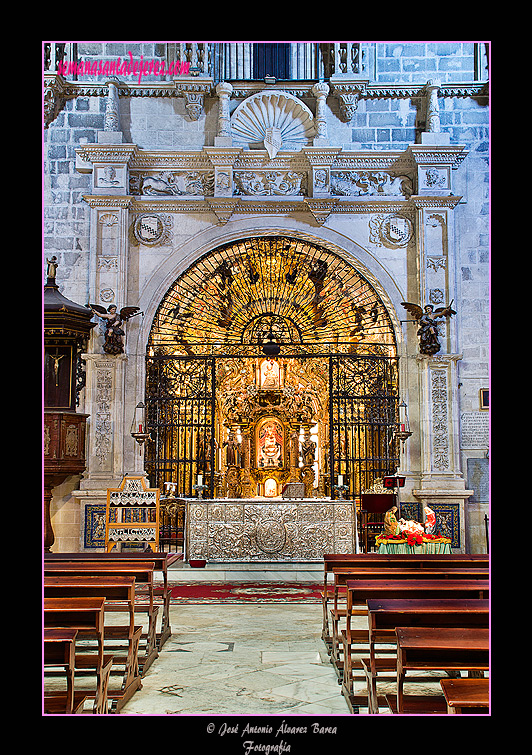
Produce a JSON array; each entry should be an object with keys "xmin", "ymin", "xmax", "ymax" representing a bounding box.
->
[
  {"xmin": 401, "ymin": 300, "xmax": 456, "ymax": 355},
  {"xmin": 89, "ymin": 303, "xmax": 142, "ymax": 354}
]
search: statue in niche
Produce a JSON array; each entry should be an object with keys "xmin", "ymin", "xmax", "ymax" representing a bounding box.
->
[
  {"xmin": 257, "ymin": 420, "xmax": 283, "ymax": 468},
  {"xmin": 224, "ymin": 430, "xmax": 241, "ymax": 467},
  {"xmin": 301, "ymin": 432, "xmax": 316, "ymax": 467},
  {"xmin": 89, "ymin": 303, "xmax": 141, "ymax": 355},
  {"xmin": 401, "ymin": 300, "xmax": 456, "ymax": 355},
  {"xmin": 261, "ymin": 359, "xmax": 280, "ymax": 390}
]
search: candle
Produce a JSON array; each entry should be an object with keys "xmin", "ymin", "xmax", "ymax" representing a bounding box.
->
[
  {"xmin": 197, "ymin": 475, "xmax": 203, "ymax": 487},
  {"xmin": 400, "ymin": 424, "xmax": 405, "ymax": 432},
  {"xmin": 338, "ymin": 475, "xmax": 343, "ymax": 486},
  {"xmin": 138, "ymin": 424, "xmax": 143, "ymax": 433}
]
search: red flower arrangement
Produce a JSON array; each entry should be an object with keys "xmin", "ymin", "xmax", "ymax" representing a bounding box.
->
[{"xmin": 405, "ymin": 531, "xmax": 424, "ymax": 547}]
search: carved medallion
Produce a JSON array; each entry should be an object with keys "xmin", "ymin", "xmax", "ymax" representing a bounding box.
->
[
  {"xmin": 255, "ymin": 518, "xmax": 287, "ymax": 553},
  {"xmin": 133, "ymin": 214, "xmax": 172, "ymax": 245}
]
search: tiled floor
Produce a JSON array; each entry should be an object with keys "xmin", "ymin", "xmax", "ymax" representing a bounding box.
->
[{"xmin": 119, "ymin": 602, "xmax": 352, "ymax": 716}]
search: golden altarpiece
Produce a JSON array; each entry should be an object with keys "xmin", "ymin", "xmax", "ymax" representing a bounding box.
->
[{"xmin": 143, "ymin": 236, "xmax": 401, "ymax": 560}]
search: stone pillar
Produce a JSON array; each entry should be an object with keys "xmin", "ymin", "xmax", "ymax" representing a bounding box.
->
[
  {"xmin": 100, "ymin": 78, "xmax": 123, "ymax": 144},
  {"xmin": 421, "ymin": 80, "xmax": 450, "ymax": 146},
  {"xmin": 413, "ymin": 354, "xmax": 473, "ymax": 551},
  {"xmin": 311, "ymin": 82, "xmax": 329, "ymax": 145},
  {"xmin": 215, "ymin": 82, "xmax": 233, "ymax": 147}
]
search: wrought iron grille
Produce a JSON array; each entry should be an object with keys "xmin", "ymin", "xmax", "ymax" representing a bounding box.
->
[
  {"xmin": 145, "ymin": 235, "xmax": 400, "ymax": 502},
  {"xmin": 329, "ymin": 354, "xmax": 400, "ymax": 498},
  {"xmin": 145, "ymin": 352, "xmax": 400, "ymax": 501},
  {"xmin": 145, "ymin": 356, "xmax": 216, "ymax": 498}
]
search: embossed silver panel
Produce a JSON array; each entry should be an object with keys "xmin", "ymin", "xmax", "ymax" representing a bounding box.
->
[{"xmin": 186, "ymin": 499, "xmax": 355, "ymax": 562}]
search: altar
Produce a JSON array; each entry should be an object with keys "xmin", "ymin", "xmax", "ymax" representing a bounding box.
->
[
  {"xmin": 185, "ymin": 498, "xmax": 356, "ymax": 562},
  {"xmin": 375, "ymin": 536, "xmax": 452, "ymax": 555}
]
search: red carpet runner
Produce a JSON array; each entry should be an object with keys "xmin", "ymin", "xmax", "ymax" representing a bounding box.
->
[{"xmin": 157, "ymin": 582, "xmax": 323, "ymax": 604}]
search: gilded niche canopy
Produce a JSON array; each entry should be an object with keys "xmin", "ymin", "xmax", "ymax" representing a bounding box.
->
[{"xmin": 148, "ymin": 236, "xmax": 397, "ymax": 357}]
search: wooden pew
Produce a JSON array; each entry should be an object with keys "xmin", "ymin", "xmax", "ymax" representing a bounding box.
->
[
  {"xmin": 321, "ymin": 553, "xmax": 489, "ymax": 646},
  {"xmin": 328, "ymin": 567, "xmax": 488, "ymax": 681},
  {"xmin": 392, "ymin": 627, "xmax": 489, "ymax": 714},
  {"xmin": 362, "ymin": 599, "xmax": 489, "ymax": 713},
  {"xmin": 340, "ymin": 579, "xmax": 488, "ymax": 706},
  {"xmin": 43, "ymin": 561, "xmax": 158, "ymax": 674},
  {"xmin": 440, "ymin": 678, "xmax": 490, "ymax": 714},
  {"xmin": 44, "ymin": 551, "xmax": 174, "ymax": 648},
  {"xmin": 44, "ymin": 575, "xmax": 142, "ymax": 713},
  {"xmin": 43, "ymin": 598, "xmax": 106, "ymax": 715},
  {"xmin": 44, "ymin": 629, "xmax": 83, "ymax": 714}
]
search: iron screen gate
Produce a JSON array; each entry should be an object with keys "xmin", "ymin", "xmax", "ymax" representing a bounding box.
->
[
  {"xmin": 145, "ymin": 356, "xmax": 216, "ymax": 499},
  {"xmin": 328, "ymin": 354, "xmax": 399, "ymax": 498},
  {"xmin": 145, "ymin": 352, "xmax": 399, "ymax": 501}
]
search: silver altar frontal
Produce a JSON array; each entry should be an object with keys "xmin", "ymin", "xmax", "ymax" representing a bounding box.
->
[{"xmin": 186, "ymin": 498, "xmax": 356, "ymax": 562}]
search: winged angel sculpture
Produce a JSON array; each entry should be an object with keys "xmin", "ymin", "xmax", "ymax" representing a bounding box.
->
[
  {"xmin": 401, "ymin": 300, "xmax": 456, "ymax": 355},
  {"xmin": 89, "ymin": 303, "xmax": 142, "ymax": 354}
]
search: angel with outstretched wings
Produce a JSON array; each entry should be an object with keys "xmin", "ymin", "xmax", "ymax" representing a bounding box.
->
[
  {"xmin": 88, "ymin": 304, "xmax": 142, "ymax": 354},
  {"xmin": 401, "ymin": 300, "xmax": 456, "ymax": 355}
]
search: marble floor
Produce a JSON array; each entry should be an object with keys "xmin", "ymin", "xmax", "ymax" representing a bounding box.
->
[{"xmin": 119, "ymin": 602, "xmax": 353, "ymax": 716}]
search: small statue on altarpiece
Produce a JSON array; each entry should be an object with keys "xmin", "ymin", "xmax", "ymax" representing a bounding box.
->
[
  {"xmin": 89, "ymin": 303, "xmax": 142, "ymax": 355},
  {"xmin": 224, "ymin": 430, "xmax": 241, "ymax": 467},
  {"xmin": 301, "ymin": 434, "xmax": 316, "ymax": 467},
  {"xmin": 401, "ymin": 301, "xmax": 456, "ymax": 355}
]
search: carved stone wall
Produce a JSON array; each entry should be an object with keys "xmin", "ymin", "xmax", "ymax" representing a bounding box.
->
[{"xmin": 186, "ymin": 500, "xmax": 355, "ymax": 561}]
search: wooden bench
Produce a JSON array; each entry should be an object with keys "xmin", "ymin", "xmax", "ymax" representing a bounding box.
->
[
  {"xmin": 44, "ymin": 629, "xmax": 81, "ymax": 714},
  {"xmin": 321, "ymin": 553, "xmax": 489, "ymax": 646},
  {"xmin": 394, "ymin": 627, "xmax": 489, "ymax": 714},
  {"xmin": 440, "ymin": 678, "xmax": 490, "ymax": 714},
  {"xmin": 44, "ymin": 551, "xmax": 174, "ymax": 648},
  {"xmin": 327, "ymin": 568, "xmax": 488, "ymax": 681},
  {"xmin": 362, "ymin": 599, "xmax": 489, "ymax": 713},
  {"xmin": 44, "ymin": 561, "xmax": 158, "ymax": 674},
  {"xmin": 44, "ymin": 575, "xmax": 142, "ymax": 713},
  {"xmin": 44, "ymin": 598, "xmax": 106, "ymax": 715},
  {"xmin": 339, "ymin": 579, "xmax": 488, "ymax": 708}
]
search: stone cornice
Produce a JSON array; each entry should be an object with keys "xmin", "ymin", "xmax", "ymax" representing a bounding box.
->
[
  {"xmin": 408, "ymin": 145, "xmax": 469, "ymax": 170},
  {"xmin": 47, "ymin": 73, "xmax": 488, "ymax": 102},
  {"xmin": 410, "ymin": 195, "xmax": 463, "ymax": 210},
  {"xmin": 79, "ymin": 194, "xmax": 462, "ymax": 227},
  {"xmin": 76, "ymin": 144, "xmax": 466, "ymax": 174},
  {"xmin": 75, "ymin": 144, "xmax": 140, "ymax": 165},
  {"xmin": 82, "ymin": 195, "xmax": 134, "ymax": 209}
]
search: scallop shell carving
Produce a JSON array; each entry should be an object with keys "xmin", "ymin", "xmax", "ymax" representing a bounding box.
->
[{"xmin": 231, "ymin": 90, "xmax": 315, "ymax": 156}]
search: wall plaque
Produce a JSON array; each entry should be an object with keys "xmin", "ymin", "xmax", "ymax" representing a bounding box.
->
[
  {"xmin": 466, "ymin": 458, "xmax": 489, "ymax": 503},
  {"xmin": 460, "ymin": 411, "xmax": 489, "ymax": 448}
]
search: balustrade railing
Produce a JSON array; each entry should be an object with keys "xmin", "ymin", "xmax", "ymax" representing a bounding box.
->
[{"xmin": 44, "ymin": 42, "xmax": 364, "ymax": 83}]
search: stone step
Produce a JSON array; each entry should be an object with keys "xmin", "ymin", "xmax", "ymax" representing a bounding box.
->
[{"xmin": 168, "ymin": 560, "xmax": 324, "ymax": 583}]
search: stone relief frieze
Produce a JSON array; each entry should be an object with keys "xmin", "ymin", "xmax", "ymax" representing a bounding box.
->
[
  {"xmin": 331, "ymin": 171, "xmax": 413, "ymax": 198},
  {"xmin": 129, "ymin": 171, "xmax": 214, "ymax": 196},
  {"xmin": 233, "ymin": 170, "xmax": 307, "ymax": 197}
]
